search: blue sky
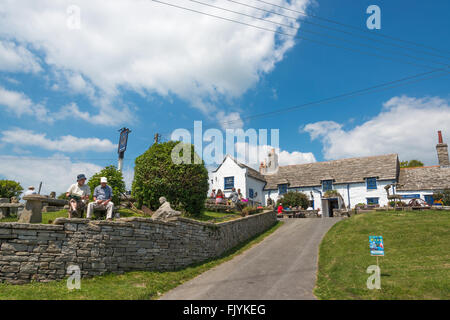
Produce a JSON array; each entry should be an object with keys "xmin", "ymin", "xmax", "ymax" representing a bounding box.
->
[{"xmin": 0, "ymin": 0, "xmax": 449, "ymax": 193}]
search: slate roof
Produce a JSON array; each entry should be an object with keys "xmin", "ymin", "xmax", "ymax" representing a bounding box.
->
[
  {"xmin": 264, "ymin": 154, "xmax": 399, "ymax": 190},
  {"xmin": 397, "ymin": 166, "xmax": 450, "ymax": 191}
]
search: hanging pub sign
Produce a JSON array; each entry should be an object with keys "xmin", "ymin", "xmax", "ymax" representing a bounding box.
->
[
  {"xmin": 118, "ymin": 128, "xmax": 130, "ymax": 154},
  {"xmin": 369, "ymin": 236, "xmax": 384, "ymax": 256}
]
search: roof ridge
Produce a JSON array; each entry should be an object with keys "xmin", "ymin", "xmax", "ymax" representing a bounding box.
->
[
  {"xmin": 400, "ymin": 165, "xmax": 440, "ymax": 170},
  {"xmin": 278, "ymin": 153, "xmax": 398, "ymax": 169}
]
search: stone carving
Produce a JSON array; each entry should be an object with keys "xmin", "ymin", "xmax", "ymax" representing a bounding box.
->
[
  {"xmin": 10, "ymin": 197, "xmax": 19, "ymax": 204},
  {"xmin": 151, "ymin": 197, "xmax": 181, "ymax": 221}
]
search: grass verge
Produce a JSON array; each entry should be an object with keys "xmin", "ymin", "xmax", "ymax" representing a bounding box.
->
[
  {"xmin": 314, "ymin": 210, "xmax": 450, "ymax": 300},
  {"xmin": 0, "ymin": 221, "xmax": 282, "ymax": 300}
]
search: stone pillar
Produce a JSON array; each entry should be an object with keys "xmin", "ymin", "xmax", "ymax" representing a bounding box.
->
[
  {"xmin": 19, "ymin": 195, "xmax": 46, "ymax": 223},
  {"xmin": 0, "ymin": 198, "xmax": 9, "ymax": 219}
]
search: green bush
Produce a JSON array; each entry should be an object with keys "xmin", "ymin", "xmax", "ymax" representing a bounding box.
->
[
  {"xmin": 241, "ymin": 206, "xmax": 264, "ymax": 216},
  {"xmin": 324, "ymin": 190, "xmax": 341, "ymax": 198},
  {"xmin": 88, "ymin": 165, "xmax": 126, "ymax": 205},
  {"xmin": 276, "ymin": 191, "xmax": 309, "ymax": 209},
  {"xmin": 132, "ymin": 141, "xmax": 209, "ymax": 216},
  {"xmin": 433, "ymin": 189, "xmax": 450, "ymax": 206},
  {"xmin": 0, "ymin": 180, "xmax": 23, "ymax": 199}
]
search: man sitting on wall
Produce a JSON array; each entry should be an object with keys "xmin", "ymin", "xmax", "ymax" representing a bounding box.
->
[
  {"xmin": 87, "ymin": 177, "xmax": 115, "ymax": 220},
  {"xmin": 228, "ymin": 187, "xmax": 243, "ymax": 211},
  {"xmin": 66, "ymin": 174, "xmax": 91, "ymax": 218}
]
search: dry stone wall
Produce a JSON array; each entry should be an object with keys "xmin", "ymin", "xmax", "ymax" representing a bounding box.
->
[{"xmin": 0, "ymin": 211, "xmax": 276, "ymax": 284}]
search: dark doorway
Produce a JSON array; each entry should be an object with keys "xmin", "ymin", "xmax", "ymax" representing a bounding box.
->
[{"xmin": 328, "ymin": 199, "xmax": 339, "ymax": 217}]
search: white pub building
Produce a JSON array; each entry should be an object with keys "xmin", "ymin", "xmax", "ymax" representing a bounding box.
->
[{"xmin": 208, "ymin": 131, "xmax": 450, "ymax": 217}]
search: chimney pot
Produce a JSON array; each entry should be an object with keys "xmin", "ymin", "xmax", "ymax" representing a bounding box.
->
[{"xmin": 438, "ymin": 130, "xmax": 443, "ymax": 144}]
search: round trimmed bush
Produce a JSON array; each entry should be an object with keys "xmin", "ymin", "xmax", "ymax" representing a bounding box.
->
[
  {"xmin": 276, "ymin": 191, "xmax": 310, "ymax": 209},
  {"xmin": 132, "ymin": 141, "xmax": 209, "ymax": 216}
]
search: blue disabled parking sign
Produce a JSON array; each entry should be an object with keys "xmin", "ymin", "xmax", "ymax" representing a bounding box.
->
[{"xmin": 369, "ymin": 236, "xmax": 384, "ymax": 256}]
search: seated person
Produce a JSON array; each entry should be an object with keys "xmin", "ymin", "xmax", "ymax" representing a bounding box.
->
[
  {"xmin": 87, "ymin": 177, "xmax": 115, "ymax": 220},
  {"xmin": 66, "ymin": 174, "xmax": 91, "ymax": 218},
  {"xmin": 23, "ymin": 186, "xmax": 37, "ymax": 196},
  {"xmin": 215, "ymin": 189, "xmax": 224, "ymax": 204}
]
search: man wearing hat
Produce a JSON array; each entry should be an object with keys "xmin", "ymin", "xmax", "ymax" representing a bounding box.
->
[
  {"xmin": 23, "ymin": 186, "xmax": 37, "ymax": 196},
  {"xmin": 87, "ymin": 177, "xmax": 115, "ymax": 220},
  {"xmin": 66, "ymin": 174, "xmax": 91, "ymax": 218}
]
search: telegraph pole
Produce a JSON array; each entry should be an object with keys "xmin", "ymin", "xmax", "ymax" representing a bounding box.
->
[
  {"xmin": 118, "ymin": 128, "xmax": 131, "ymax": 172},
  {"xmin": 154, "ymin": 133, "xmax": 161, "ymax": 144}
]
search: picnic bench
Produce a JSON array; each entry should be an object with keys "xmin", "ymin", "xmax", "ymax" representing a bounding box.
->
[{"xmin": 0, "ymin": 203, "xmax": 24, "ymax": 219}]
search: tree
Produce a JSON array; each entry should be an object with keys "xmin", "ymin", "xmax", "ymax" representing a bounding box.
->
[
  {"xmin": 88, "ymin": 165, "xmax": 126, "ymax": 205},
  {"xmin": 276, "ymin": 191, "xmax": 310, "ymax": 209},
  {"xmin": 57, "ymin": 193, "xmax": 68, "ymax": 200},
  {"xmin": 0, "ymin": 180, "xmax": 23, "ymax": 199},
  {"xmin": 400, "ymin": 160, "xmax": 424, "ymax": 168},
  {"xmin": 132, "ymin": 141, "xmax": 209, "ymax": 216}
]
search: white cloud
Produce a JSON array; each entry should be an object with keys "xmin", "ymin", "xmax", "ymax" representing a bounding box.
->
[
  {"xmin": 0, "ymin": 0, "xmax": 310, "ymax": 122},
  {"xmin": 0, "ymin": 154, "xmax": 102, "ymax": 195},
  {"xmin": 235, "ymin": 142, "xmax": 316, "ymax": 169},
  {"xmin": 53, "ymin": 102, "xmax": 131, "ymax": 126},
  {"xmin": 0, "ymin": 155, "xmax": 135, "ymax": 195},
  {"xmin": 1, "ymin": 128, "xmax": 117, "ymax": 153},
  {"xmin": 303, "ymin": 95, "xmax": 450, "ymax": 165},
  {"xmin": 217, "ymin": 111, "xmax": 244, "ymax": 130},
  {"xmin": 0, "ymin": 85, "xmax": 128, "ymax": 125},
  {"xmin": 0, "ymin": 86, "xmax": 51, "ymax": 121},
  {"xmin": 0, "ymin": 41, "xmax": 41, "ymax": 73}
]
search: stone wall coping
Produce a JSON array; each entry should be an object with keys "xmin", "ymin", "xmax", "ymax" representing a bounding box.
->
[
  {"xmin": 0, "ymin": 222, "xmax": 64, "ymax": 230},
  {"xmin": 1, "ymin": 210, "xmax": 273, "ymax": 231},
  {"xmin": 22, "ymin": 195, "xmax": 49, "ymax": 201},
  {"xmin": 216, "ymin": 210, "xmax": 273, "ymax": 227},
  {"xmin": 118, "ymin": 216, "xmax": 177, "ymax": 226},
  {"xmin": 0, "ymin": 203, "xmax": 24, "ymax": 208}
]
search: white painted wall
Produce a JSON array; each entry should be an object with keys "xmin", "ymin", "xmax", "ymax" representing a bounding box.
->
[
  {"xmin": 208, "ymin": 157, "xmax": 247, "ymax": 198},
  {"xmin": 263, "ymin": 179, "xmax": 397, "ymax": 210},
  {"xmin": 246, "ymin": 176, "xmax": 266, "ymax": 205}
]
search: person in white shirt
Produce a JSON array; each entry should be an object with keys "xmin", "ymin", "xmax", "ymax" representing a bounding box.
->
[
  {"xmin": 23, "ymin": 186, "xmax": 37, "ymax": 196},
  {"xmin": 66, "ymin": 174, "xmax": 91, "ymax": 218}
]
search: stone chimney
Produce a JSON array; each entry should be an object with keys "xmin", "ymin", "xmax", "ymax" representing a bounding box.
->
[
  {"xmin": 436, "ymin": 131, "xmax": 449, "ymax": 167},
  {"xmin": 266, "ymin": 148, "xmax": 279, "ymax": 174},
  {"xmin": 259, "ymin": 161, "xmax": 267, "ymax": 174}
]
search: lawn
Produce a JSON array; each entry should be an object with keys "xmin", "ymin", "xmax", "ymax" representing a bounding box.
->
[
  {"xmin": 314, "ymin": 210, "xmax": 450, "ymax": 300},
  {"xmin": 0, "ymin": 209, "xmax": 240, "ymax": 224},
  {"xmin": 0, "ymin": 221, "xmax": 282, "ymax": 300}
]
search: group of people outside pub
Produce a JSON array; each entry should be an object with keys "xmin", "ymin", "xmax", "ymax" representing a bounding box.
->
[
  {"xmin": 66, "ymin": 174, "xmax": 116, "ymax": 220},
  {"xmin": 209, "ymin": 187, "xmax": 247, "ymax": 211}
]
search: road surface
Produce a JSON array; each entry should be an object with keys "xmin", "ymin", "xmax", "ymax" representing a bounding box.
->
[{"xmin": 160, "ymin": 217, "xmax": 341, "ymax": 300}]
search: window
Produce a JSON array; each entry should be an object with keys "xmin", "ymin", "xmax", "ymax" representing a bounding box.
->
[
  {"xmin": 278, "ymin": 184, "xmax": 288, "ymax": 195},
  {"xmin": 322, "ymin": 180, "xmax": 333, "ymax": 192},
  {"xmin": 224, "ymin": 177, "xmax": 234, "ymax": 190},
  {"xmin": 249, "ymin": 188, "xmax": 254, "ymax": 199},
  {"xmin": 367, "ymin": 197, "xmax": 379, "ymax": 205},
  {"xmin": 366, "ymin": 177, "xmax": 377, "ymax": 190}
]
